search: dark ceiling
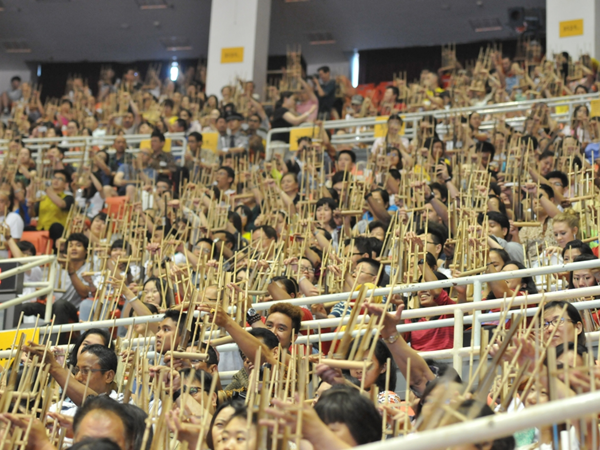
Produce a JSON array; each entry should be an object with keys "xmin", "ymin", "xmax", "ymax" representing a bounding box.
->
[{"xmin": 0, "ymin": 0, "xmax": 545, "ymax": 70}]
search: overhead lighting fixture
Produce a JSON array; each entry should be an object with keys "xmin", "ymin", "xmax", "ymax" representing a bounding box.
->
[
  {"xmin": 3, "ymin": 41, "xmax": 32, "ymax": 53},
  {"xmin": 136, "ymin": 0, "xmax": 168, "ymax": 10},
  {"xmin": 351, "ymin": 50, "xmax": 359, "ymax": 88},
  {"xmin": 160, "ymin": 36, "xmax": 192, "ymax": 51},
  {"xmin": 307, "ymin": 32, "xmax": 335, "ymax": 45},
  {"xmin": 170, "ymin": 62, "xmax": 179, "ymax": 82},
  {"xmin": 469, "ymin": 18, "xmax": 503, "ymax": 32}
]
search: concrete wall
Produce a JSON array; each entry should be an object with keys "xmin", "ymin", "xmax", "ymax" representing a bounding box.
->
[{"xmin": 546, "ymin": 0, "xmax": 598, "ymax": 59}]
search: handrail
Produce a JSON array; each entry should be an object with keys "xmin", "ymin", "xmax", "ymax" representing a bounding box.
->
[
  {"xmin": 252, "ymin": 258, "xmax": 600, "ymax": 312},
  {"xmin": 357, "ymin": 389, "xmax": 600, "ymax": 450},
  {"xmin": 265, "ymin": 92, "xmax": 598, "ymax": 156},
  {"xmin": 0, "ymin": 132, "xmax": 188, "ymax": 166},
  {"xmin": 10, "ymin": 259, "xmax": 598, "ymax": 336}
]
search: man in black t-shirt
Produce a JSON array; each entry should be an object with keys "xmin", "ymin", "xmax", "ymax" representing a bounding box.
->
[{"xmin": 313, "ymin": 66, "xmax": 336, "ymax": 118}]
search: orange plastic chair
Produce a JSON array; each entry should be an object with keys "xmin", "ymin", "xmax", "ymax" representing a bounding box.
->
[
  {"xmin": 20, "ymin": 231, "xmax": 53, "ymax": 255},
  {"xmin": 104, "ymin": 196, "xmax": 128, "ymax": 220}
]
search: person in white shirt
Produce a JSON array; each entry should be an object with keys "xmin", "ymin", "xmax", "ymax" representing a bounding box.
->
[
  {"xmin": 23, "ymin": 342, "xmax": 120, "ymax": 417},
  {"xmin": 0, "ymin": 192, "xmax": 23, "ymax": 259}
]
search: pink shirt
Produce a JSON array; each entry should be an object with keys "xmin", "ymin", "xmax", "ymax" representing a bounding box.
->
[{"xmin": 296, "ymin": 99, "xmax": 318, "ymax": 122}]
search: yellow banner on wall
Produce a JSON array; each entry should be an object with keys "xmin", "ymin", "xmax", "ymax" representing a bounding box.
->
[
  {"xmin": 221, "ymin": 47, "xmax": 244, "ymax": 63},
  {"xmin": 0, "ymin": 328, "xmax": 39, "ymax": 363},
  {"xmin": 590, "ymin": 99, "xmax": 600, "ymax": 117},
  {"xmin": 560, "ymin": 19, "xmax": 583, "ymax": 38},
  {"xmin": 289, "ymin": 127, "xmax": 321, "ymax": 151},
  {"xmin": 202, "ymin": 132, "xmax": 219, "ymax": 153}
]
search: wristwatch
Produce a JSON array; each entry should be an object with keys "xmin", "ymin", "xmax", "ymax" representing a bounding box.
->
[
  {"xmin": 246, "ymin": 308, "xmax": 261, "ymax": 325},
  {"xmin": 425, "ymin": 192, "xmax": 435, "ymax": 203},
  {"xmin": 444, "ymin": 176, "xmax": 452, "ymax": 183},
  {"xmin": 383, "ymin": 331, "xmax": 401, "ymax": 345}
]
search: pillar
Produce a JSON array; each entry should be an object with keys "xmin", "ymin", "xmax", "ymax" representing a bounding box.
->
[
  {"xmin": 205, "ymin": 0, "xmax": 271, "ymax": 101},
  {"xmin": 546, "ymin": 0, "xmax": 600, "ymax": 61}
]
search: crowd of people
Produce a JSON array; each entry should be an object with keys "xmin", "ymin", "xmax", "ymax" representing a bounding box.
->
[{"xmin": 0, "ymin": 43, "xmax": 599, "ymax": 449}]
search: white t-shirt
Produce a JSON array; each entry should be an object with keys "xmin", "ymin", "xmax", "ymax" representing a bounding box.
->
[{"xmin": 0, "ymin": 212, "xmax": 24, "ymax": 259}]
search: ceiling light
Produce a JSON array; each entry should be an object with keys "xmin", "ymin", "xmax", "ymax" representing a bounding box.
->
[
  {"xmin": 469, "ymin": 18, "xmax": 502, "ymax": 32},
  {"xmin": 136, "ymin": 0, "xmax": 168, "ymax": 10},
  {"xmin": 170, "ymin": 62, "xmax": 179, "ymax": 82},
  {"xmin": 3, "ymin": 41, "xmax": 31, "ymax": 53},
  {"xmin": 160, "ymin": 36, "xmax": 192, "ymax": 51},
  {"xmin": 307, "ymin": 32, "xmax": 335, "ymax": 45}
]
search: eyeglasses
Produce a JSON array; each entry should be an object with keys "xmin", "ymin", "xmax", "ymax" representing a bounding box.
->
[
  {"xmin": 73, "ymin": 366, "xmax": 106, "ymax": 377},
  {"xmin": 183, "ymin": 386, "xmax": 202, "ymax": 396},
  {"xmin": 300, "ymin": 266, "xmax": 314, "ymax": 273},
  {"xmin": 52, "ymin": 176, "xmax": 66, "ymax": 182},
  {"xmin": 543, "ymin": 317, "xmax": 574, "ymax": 329},
  {"xmin": 352, "ymin": 271, "xmax": 377, "ymax": 278}
]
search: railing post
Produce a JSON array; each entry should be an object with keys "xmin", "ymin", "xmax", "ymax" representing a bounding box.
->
[
  {"xmin": 453, "ymin": 309, "xmax": 464, "ymax": 374},
  {"xmin": 44, "ymin": 258, "xmax": 57, "ymax": 323},
  {"xmin": 473, "ymin": 279, "xmax": 482, "ymax": 347}
]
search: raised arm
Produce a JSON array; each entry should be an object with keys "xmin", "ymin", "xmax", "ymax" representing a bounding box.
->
[
  {"xmin": 365, "ymin": 302, "xmax": 435, "ymax": 396},
  {"xmin": 199, "ymin": 305, "xmax": 278, "ymax": 366}
]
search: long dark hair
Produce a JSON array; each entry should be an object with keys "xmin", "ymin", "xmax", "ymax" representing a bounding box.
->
[
  {"xmin": 143, "ymin": 277, "xmax": 173, "ymax": 308},
  {"xmin": 486, "ymin": 261, "xmax": 537, "ymax": 300},
  {"xmin": 9, "ymin": 183, "xmax": 27, "ymax": 222},
  {"xmin": 67, "ymin": 328, "xmax": 112, "ymax": 368},
  {"xmin": 568, "ymin": 253, "xmax": 598, "ymax": 289}
]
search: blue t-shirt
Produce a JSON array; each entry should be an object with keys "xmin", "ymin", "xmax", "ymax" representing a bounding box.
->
[
  {"xmin": 362, "ymin": 204, "xmax": 398, "ymax": 222},
  {"xmin": 584, "ymin": 142, "xmax": 600, "ymax": 164}
]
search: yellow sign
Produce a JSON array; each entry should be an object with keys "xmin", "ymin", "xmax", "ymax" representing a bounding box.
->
[
  {"xmin": 221, "ymin": 47, "xmax": 244, "ymax": 64},
  {"xmin": 555, "ymin": 105, "xmax": 569, "ymax": 115},
  {"xmin": 202, "ymin": 132, "xmax": 219, "ymax": 153},
  {"xmin": 591, "ymin": 99, "xmax": 600, "ymax": 117},
  {"xmin": 373, "ymin": 115, "xmax": 406, "ymax": 138},
  {"xmin": 0, "ymin": 328, "xmax": 39, "ymax": 362},
  {"xmin": 559, "ymin": 19, "xmax": 583, "ymax": 38},
  {"xmin": 289, "ymin": 127, "xmax": 321, "ymax": 151}
]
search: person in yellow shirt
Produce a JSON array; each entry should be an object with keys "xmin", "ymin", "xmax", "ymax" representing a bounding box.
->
[{"xmin": 30, "ymin": 169, "xmax": 74, "ymax": 242}]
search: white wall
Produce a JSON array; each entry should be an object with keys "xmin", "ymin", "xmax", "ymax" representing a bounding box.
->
[
  {"xmin": 205, "ymin": 0, "xmax": 271, "ymax": 99},
  {"xmin": 546, "ymin": 0, "xmax": 598, "ymax": 59},
  {"xmin": 0, "ymin": 69, "xmax": 32, "ymax": 93}
]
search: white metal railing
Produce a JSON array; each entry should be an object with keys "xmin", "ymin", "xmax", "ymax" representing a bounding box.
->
[
  {"xmin": 0, "ymin": 255, "xmax": 56, "ymax": 324},
  {"xmin": 0, "ymin": 132, "xmax": 187, "ymax": 167},
  {"xmin": 3, "ymin": 259, "xmax": 599, "ymax": 369},
  {"xmin": 358, "ymin": 389, "xmax": 600, "ymax": 450},
  {"xmin": 266, "ymin": 92, "xmax": 598, "ymax": 157}
]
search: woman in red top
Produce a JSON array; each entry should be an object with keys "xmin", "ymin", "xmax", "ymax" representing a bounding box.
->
[
  {"xmin": 484, "ymin": 261, "xmax": 538, "ymax": 327},
  {"xmin": 403, "ymin": 289, "xmax": 456, "ymax": 352}
]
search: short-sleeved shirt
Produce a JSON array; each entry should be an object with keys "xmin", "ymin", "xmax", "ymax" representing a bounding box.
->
[
  {"xmin": 271, "ymin": 107, "xmax": 292, "ymax": 143},
  {"xmin": 55, "ymin": 262, "xmax": 91, "ymax": 308},
  {"xmin": 0, "ymin": 212, "xmax": 24, "ymax": 258},
  {"xmin": 318, "ymin": 80, "xmax": 336, "ymax": 113},
  {"xmin": 404, "ymin": 290, "xmax": 455, "ymax": 352}
]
